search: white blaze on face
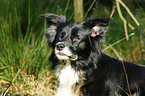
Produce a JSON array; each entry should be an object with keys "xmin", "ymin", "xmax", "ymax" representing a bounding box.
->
[
  {"xmin": 55, "ymin": 47, "xmax": 73, "ymax": 60},
  {"xmin": 55, "ymin": 42, "xmax": 78, "ymax": 61},
  {"xmin": 55, "ymin": 60, "xmax": 80, "ymax": 96}
]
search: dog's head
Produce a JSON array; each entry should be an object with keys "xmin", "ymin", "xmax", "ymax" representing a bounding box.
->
[{"xmin": 41, "ymin": 13, "xmax": 111, "ymax": 61}]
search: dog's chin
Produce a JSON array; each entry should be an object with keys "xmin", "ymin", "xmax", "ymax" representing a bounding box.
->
[
  {"xmin": 56, "ymin": 53, "xmax": 78, "ymax": 61},
  {"xmin": 56, "ymin": 54, "xmax": 69, "ymax": 60}
]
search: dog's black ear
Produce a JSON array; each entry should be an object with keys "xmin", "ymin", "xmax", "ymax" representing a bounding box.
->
[
  {"xmin": 83, "ymin": 18, "xmax": 112, "ymax": 37},
  {"xmin": 40, "ymin": 13, "xmax": 66, "ymax": 46},
  {"xmin": 40, "ymin": 13, "xmax": 66, "ymax": 26}
]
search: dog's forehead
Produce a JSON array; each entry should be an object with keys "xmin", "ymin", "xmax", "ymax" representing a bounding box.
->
[
  {"xmin": 59, "ymin": 23, "xmax": 89, "ymax": 37},
  {"xmin": 71, "ymin": 24, "xmax": 89, "ymax": 35},
  {"xmin": 60, "ymin": 23, "xmax": 75, "ymax": 30},
  {"xmin": 60, "ymin": 23, "xmax": 81, "ymax": 33}
]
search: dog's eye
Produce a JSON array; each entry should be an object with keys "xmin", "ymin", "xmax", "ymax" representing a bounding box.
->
[
  {"xmin": 58, "ymin": 35, "xmax": 62, "ymax": 40},
  {"xmin": 73, "ymin": 37, "xmax": 80, "ymax": 42},
  {"xmin": 58, "ymin": 32, "xmax": 65, "ymax": 40}
]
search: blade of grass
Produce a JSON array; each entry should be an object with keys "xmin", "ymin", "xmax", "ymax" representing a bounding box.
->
[
  {"xmin": 115, "ymin": 83, "xmax": 130, "ymax": 96},
  {"xmin": 116, "ymin": 0, "xmax": 144, "ymax": 63},
  {"xmin": 83, "ymin": 0, "xmax": 97, "ymax": 20},
  {"xmin": 103, "ymin": 33, "xmax": 135, "ymax": 51},
  {"xmin": 116, "ymin": 0, "xmax": 135, "ymax": 62},
  {"xmin": 116, "ymin": 0, "xmax": 128, "ymax": 41},
  {"xmin": 118, "ymin": 0, "xmax": 145, "ymax": 45},
  {"xmin": 1, "ymin": 69, "xmax": 21, "ymax": 96},
  {"xmin": 121, "ymin": 60, "xmax": 132, "ymax": 96},
  {"xmin": 110, "ymin": 46, "xmax": 122, "ymax": 60},
  {"xmin": 64, "ymin": 0, "xmax": 70, "ymax": 15},
  {"xmin": 110, "ymin": 46, "xmax": 132, "ymax": 96},
  {"xmin": 27, "ymin": 0, "xmax": 31, "ymax": 34},
  {"xmin": 110, "ymin": 5, "xmax": 116, "ymax": 18}
]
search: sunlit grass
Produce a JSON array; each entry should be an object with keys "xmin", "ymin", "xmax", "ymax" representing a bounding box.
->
[{"xmin": 0, "ymin": 0, "xmax": 53, "ymax": 95}]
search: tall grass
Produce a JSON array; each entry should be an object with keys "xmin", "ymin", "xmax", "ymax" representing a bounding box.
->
[{"xmin": 0, "ymin": 0, "xmax": 54, "ymax": 95}]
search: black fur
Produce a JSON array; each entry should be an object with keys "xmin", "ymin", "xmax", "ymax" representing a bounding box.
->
[{"xmin": 41, "ymin": 13, "xmax": 145, "ymax": 96}]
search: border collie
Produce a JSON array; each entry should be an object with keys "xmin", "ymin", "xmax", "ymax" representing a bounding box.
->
[{"xmin": 41, "ymin": 13, "xmax": 145, "ymax": 96}]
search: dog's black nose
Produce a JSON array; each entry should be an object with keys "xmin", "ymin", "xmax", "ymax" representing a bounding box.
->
[{"xmin": 56, "ymin": 43, "xmax": 65, "ymax": 51}]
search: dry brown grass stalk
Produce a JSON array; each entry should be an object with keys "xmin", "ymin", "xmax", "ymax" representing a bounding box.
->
[{"xmin": 103, "ymin": 33, "xmax": 135, "ymax": 51}]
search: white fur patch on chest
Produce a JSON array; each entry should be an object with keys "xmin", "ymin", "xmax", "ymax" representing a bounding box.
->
[{"xmin": 55, "ymin": 60, "xmax": 80, "ymax": 96}]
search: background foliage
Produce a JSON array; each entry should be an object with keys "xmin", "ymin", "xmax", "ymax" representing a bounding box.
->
[{"xmin": 0, "ymin": 0, "xmax": 144, "ymax": 95}]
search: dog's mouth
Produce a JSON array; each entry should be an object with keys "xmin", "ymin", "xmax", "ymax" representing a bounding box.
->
[
  {"xmin": 56, "ymin": 52, "xmax": 78, "ymax": 61},
  {"xmin": 68, "ymin": 55, "xmax": 78, "ymax": 61}
]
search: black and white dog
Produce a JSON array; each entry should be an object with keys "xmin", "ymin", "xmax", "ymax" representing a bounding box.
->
[{"xmin": 41, "ymin": 13, "xmax": 145, "ymax": 96}]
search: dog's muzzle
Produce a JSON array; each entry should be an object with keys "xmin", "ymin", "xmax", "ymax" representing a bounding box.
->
[{"xmin": 55, "ymin": 42, "xmax": 78, "ymax": 61}]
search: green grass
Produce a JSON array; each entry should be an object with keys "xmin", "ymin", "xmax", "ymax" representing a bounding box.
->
[
  {"xmin": 0, "ymin": 0, "xmax": 54, "ymax": 95},
  {"xmin": 0, "ymin": 0, "xmax": 144, "ymax": 95}
]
